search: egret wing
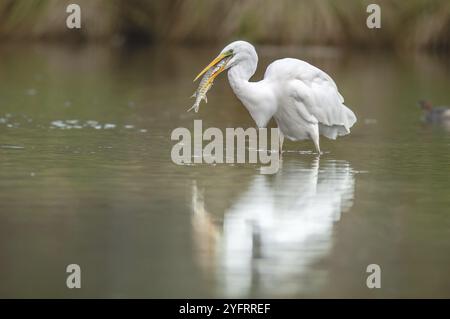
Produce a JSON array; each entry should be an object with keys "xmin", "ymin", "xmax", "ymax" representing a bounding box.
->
[{"xmin": 290, "ymin": 65, "xmax": 357, "ymax": 139}]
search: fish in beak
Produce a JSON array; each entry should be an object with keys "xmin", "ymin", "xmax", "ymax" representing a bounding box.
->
[
  {"xmin": 194, "ymin": 51, "xmax": 232, "ymax": 82},
  {"xmin": 188, "ymin": 51, "xmax": 233, "ymax": 113}
]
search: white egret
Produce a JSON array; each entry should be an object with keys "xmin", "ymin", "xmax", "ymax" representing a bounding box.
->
[{"xmin": 193, "ymin": 41, "xmax": 357, "ymax": 153}]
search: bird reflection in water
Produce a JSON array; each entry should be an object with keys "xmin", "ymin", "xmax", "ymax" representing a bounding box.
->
[{"xmin": 191, "ymin": 157, "xmax": 356, "ymax": 297}]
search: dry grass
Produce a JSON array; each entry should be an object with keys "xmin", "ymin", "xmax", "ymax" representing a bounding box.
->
[{"xmin": 0, "ymin": 0, "xmax": 448, "ymax": 51}]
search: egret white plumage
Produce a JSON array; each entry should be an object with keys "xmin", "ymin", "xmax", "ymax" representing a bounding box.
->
[{"xmin": 192, "ymin": 41, "xmax": 357, "ymax": 153}]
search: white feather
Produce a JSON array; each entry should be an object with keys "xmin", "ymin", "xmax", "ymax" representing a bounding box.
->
[{"xmin": 218, "ymin": 41, "xmax": 357, "ymax": 152}]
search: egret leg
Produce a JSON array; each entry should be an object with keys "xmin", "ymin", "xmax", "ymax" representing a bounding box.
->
[
  {"xmin": 311, "ymin": 125, "xmax": 321, "ymax": 154},
  {"xmin": 279, "ymin": 130, "xmax": 284, "ymax": 154},
  {"xmin": 313, "ymin": 138, "xmax": 321, "ymax": 154}
]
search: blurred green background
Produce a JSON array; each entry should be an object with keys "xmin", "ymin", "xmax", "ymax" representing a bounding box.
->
[{"xmin": 0, "ymin": 0, "xmax": 449, "ymax": 51}]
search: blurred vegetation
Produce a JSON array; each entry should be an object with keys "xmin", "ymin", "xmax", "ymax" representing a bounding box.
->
[{"xmin": 0, "ymin": 0, "xmax": 448, "ymax": 51}]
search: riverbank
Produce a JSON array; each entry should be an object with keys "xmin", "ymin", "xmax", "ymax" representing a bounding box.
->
[{"xmin": 0, "ymin": 0, "xmax": 448, "ymax": 52}]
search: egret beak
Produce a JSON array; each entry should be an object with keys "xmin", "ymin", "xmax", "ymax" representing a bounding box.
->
[
  {"xmin": 205, "ymin": 61, "xmax": 228, "ymax": 86},
  {"xmin": 194, "ymin": 51, "xmax": 232, "ymax": 82}
]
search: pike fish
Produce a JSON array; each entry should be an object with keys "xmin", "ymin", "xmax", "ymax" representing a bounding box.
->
[{"xmin": 188, "ymin": 58, "xmax": 229, "ymax": 113}]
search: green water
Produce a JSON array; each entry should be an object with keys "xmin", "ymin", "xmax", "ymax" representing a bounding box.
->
[{"xmin": 0, "ymin": 44, "xmax": 449, "ymax": 298}]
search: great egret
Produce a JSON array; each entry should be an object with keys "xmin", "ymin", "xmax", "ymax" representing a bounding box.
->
[{"xmin": 193, "ymin": 41, "xmax": 357, "ymax": 153}]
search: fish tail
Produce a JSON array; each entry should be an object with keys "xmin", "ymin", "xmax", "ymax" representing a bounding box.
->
[{"xmin": 187, "ymin": 103, "xmax": 199, "ymax": 113}]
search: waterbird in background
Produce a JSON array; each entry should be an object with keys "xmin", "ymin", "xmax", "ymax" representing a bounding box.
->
[
  {"xmin": 419, "ymin": 100, "xmax": 450, "ymax": 124},
  {"xmin": 190, "ymin": 41, "xmax": 357, "ymax": 153}
]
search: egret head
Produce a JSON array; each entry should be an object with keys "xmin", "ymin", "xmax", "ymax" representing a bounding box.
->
[{"xmin": 194, "ymin": 41, "xmax": 258, "ymax": 83}]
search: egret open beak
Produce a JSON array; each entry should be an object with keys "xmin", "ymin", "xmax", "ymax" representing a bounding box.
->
[{"xmin": 193, "ymin": 51, "xmax": 232, "ymax": 82}]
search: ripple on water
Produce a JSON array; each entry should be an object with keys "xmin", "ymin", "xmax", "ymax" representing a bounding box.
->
[
  {"xmin": 0, "ymin": 145, "xmax": 25, "ymax": 150},
  {"xmin": 0, "ymin": 114, "xmax": 147, "ymax": 133}
]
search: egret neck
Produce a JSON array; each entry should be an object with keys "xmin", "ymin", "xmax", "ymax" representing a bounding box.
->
[{"xmin": 227, "ymin": 58, "xmax": 276, "ymax": 128}]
